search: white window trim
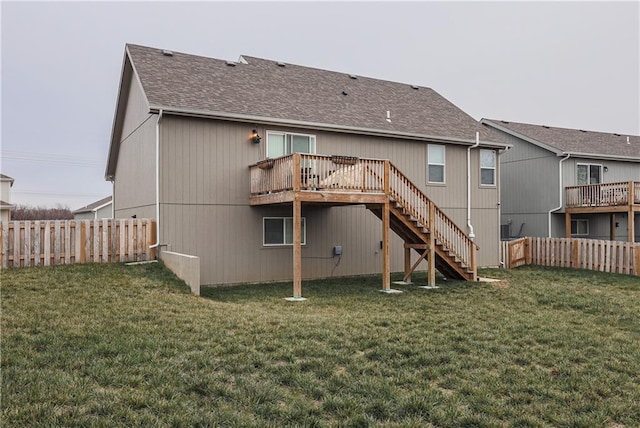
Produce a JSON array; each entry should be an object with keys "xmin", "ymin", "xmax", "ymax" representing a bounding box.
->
[
  {"xmin": 480, "ymin": 149, "xmax": 497, "ymax": 187},
  {"xmin": 265, "ymin": 131, "xmax": 316, "ymax": 159},
  {"xmin": 263, "ymin": 217, "xmax": 307, "ymax": 246},
  {"xmin": 571, "ymin": 219, "xmax": 589, "ymax": 236},
  {"xmin": 576, "ymin": 163, "xmax": 603, "ymax": 185},
  {"xmin": 427, "ymin": 144, "xmax": 446, "ymax": 184}
]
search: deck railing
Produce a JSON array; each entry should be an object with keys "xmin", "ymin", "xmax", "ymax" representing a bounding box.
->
[
  {"xmin": 250, "ymin": 154, "xmax": 386, "ymax": 195},
  {"xmin": 250, "ymin": 154, "xmax": 476, "ymax": 273},
  {"xmin": 565, "ymin": 181, "xmax": 640, "ymax": 208}
]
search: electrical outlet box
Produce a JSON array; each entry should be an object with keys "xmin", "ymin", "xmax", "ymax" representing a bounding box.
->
[{"xmin": 333, "ymin": 245, "xmax": 343, "ymax": 256}]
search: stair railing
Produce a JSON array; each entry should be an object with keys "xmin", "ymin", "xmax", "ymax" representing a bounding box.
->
[{"xmin": 389, "ymin": 164, "xmax": 477, "ymax": 271}]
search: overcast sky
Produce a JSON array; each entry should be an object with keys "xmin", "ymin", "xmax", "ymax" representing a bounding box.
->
[{"xmin": 2, "ymin": 1, "xmax": 638, "ymax": 209}]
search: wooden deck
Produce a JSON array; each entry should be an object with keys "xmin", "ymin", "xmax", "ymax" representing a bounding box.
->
[
  {"xmin": 565, "ymin": 181, "xmax": 640, "ymax": 212},
  {"xmin": 250, "ymin": 153, "xmax": 478, "ymax": 299},
  {"xmin": 564, "ymin": 181, "xmax": 639, "ymax": 241}
]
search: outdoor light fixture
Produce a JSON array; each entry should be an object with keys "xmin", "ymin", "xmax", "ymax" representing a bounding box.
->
[
  {"xmin": 251, "ymin": 129, "xmax": 261, "ymax": 144},
  {"xmin": 604, "ymin": 166, "xmax": 609, "ymax": 172}
]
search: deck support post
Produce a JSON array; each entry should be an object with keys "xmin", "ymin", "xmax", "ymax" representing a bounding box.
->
[
  {"xmin": 565, "ymin": 212, "xmax": 572, "ymax": 238},
  {"xmin": 403, "ymin": 246, "xmax": 412, "ymax": 283},
  {"xmin": 610, "ymin": 213, "xmax": 616, "ymax": 241},
  {"xmin": 286, "ymin": 199, "xmax": 306, "ymax": 301},
  {"xmin": 382, "ymin": 201, "xmax": 391, "ymax": 291},
  {"xmin": 428, "ymin": 202, "xmax": 436, "ymax": 286},
  {"xmin": 379, "ymin": 162, "xmax": 401, "ymax": 294}
]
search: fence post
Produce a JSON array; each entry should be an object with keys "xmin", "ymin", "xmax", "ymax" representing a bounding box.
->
[
  {"xmin": 149, "ymin": 220, "xmax": 157, "ymax": 260},
  {"xmin": 1, "ymin": 222, "xmax": 8, "ymax": 268}
]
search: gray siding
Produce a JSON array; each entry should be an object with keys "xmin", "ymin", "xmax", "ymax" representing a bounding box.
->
[
  {"xmin": 496, "ymin": 131, "xmax": 562, "ymax": 238},
  {"xmin": 113, "ymin": 76, "xmax": 156, "ymax": 219},
  {"xmin": 157, "ymin": 116, "xmax": 500, "ymax": 285}
]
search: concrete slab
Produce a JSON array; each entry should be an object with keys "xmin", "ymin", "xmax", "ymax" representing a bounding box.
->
[{"xmin": 478, "ymin": 277, "xmax": 502, "ymax": 283}]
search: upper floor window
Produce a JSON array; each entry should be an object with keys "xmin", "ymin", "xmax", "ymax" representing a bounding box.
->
[
  {"xmin": 267, "ymin": 132, "xmax": 316, "ymax": 158},
  {"xmin": 427, "ymin": 145, "xmax": 445, "ymax": 184},
  {"xmin": 576, "ymin": 163, "xmax": 602, "ymax": 185},
  {"xmin": 480, "ymin": 149, "xmax": 496, "ymax": 186}
]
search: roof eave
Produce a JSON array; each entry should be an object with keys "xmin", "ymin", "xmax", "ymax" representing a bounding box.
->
[
  {"xmin": 92, "ymin": 200, "xmax": 113, "ymax": 212},
  {"xmin": 560, "ymin": 152, "xmax": 640, "ymax": 162},
  {"xmin": 150, "ymin": 105, "xmax": 510, "ymax": 149},
  {"xmin": 105, "ymin": 46, "xmax": 151, "ymax": 182},
  {"xmin": 481, "ymin": 119, "xmax": 564, "ymax": 155}
]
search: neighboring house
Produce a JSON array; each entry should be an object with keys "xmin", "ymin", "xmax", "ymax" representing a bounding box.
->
[
  {"xmin": 73, "ymin": 196, "xmax": 113, "ymax": 220},
  {"xmin": 105, "ymin": 44, "xmax": 510, "ymax": 292},
  {"xmin": 482, "ymin": 119, "xmax": 639, "ymax": 242},
  {"xmin": 0, "ymin": 174, "xmax": 15, "ymax": 222}
]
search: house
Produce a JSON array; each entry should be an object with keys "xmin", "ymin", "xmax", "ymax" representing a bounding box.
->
[
  {"xmin": 105, "ymin": 44, "xmax": 510, "ymax": 295},
  {"xmin": 481, "ymin": 119, "xmax": 639, "ymax": 242},
  {"xmin": 0, "ymin": 174, "xmax": 15, "ymax": 222},
  {"xmin": 73, "ymin": 196, "xmax": 113, "ymax": 220}
]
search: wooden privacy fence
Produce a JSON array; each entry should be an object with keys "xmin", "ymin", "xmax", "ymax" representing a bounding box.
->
[
  {"xmin": 501, "ymin": 237, "xmax": 640, "ymax": 276},
  {"xmin": 0, "ymin": 219, "xmax": 156, "ymax": 268}
]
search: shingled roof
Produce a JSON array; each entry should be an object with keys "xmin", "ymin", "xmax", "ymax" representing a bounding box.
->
[
  {"xmin": 482, "ymin": 119, "xmax": 640, "ymax": 160},
  {"xmin": 73, "ymin": 196, "xmax": 112, "ymax": 214},
  {"xmin": 123, "ymin": 44, "xmax": 507, "ymax": 145}
]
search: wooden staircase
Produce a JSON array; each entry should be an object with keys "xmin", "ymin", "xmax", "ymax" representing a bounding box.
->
[
  {"xmin": 368, "ymin": 163, "xmax": 477, "ymax": 282},
  {"xmin": 249, "ymin": 153, "xmax": 478, "ymax": 293}
]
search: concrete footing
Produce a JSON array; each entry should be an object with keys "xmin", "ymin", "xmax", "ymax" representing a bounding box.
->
[
  {"xmin": 379, "ymin": 288, "xmax": 403, "ymax": 294},
  {"xmin": 284, "ymin": 296, "xmax": 308, "ymax": 302}
]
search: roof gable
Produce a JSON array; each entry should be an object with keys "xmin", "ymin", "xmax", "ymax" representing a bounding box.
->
[
  {"xmin": 0, "ymin": 173, "xmax": 14, "ymax": 186},
  {"xmin": 482, "ymin": 119, "xmax": 640, "ymax": 160}
]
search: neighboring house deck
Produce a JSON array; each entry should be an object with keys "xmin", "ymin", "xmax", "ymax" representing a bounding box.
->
[{"xmin": 482, "ymin": 119, "xmax": 639, "ymax": 242}]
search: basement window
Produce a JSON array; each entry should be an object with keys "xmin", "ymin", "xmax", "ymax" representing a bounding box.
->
[
  {"xmin": 263, "ymin": 217, "xmax": 306, "ymax": 246},
  {"xmin": 571, "ymin": 219, "xmax": 589, "ymax": 236}
]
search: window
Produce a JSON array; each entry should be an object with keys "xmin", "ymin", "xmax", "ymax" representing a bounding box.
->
[
  {"xmin": 267, "ymin": 132, "xmax": 316, "ymax": 158},
  {"xmin": 576, "ymin": 163, "xmax": 602, "ymax": 185},
  {"xmin": 263, "ymin": 217, "xmax": 306, "ymax": 246},
  {"xmin": 428, "ymin": 145, "xmax": 445, "ymax": 183},
  {"xmin": 571, "ymin": 219, "xmax": 589, "ymax": 236},
  {"xmin": 480, "ymin": 149, "xmax": 496, "ymax": 186}
]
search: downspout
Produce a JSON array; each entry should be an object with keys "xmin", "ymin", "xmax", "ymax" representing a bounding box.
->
[
  {"xmin": 150, "ymin": 109, "xmax": 163, "ymax": 249},
  {"xmin": 548, "ymin": 153, "xmax": 571, "ymax": 237},
  {"xmin": 467, "ymin": 132, "xmax": 480, "ymax": 240}
]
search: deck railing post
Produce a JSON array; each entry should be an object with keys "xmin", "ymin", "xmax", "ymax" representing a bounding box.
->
[
  {"xmin": 383, "ymin": 160, "xmax": 390, "ymax": 196},
  {"xmin": 293, "ymin": 153, "xmax": 301, "ymax": 192}
]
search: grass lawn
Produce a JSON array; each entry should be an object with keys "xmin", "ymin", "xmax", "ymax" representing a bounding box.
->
[{"xmin": 2, "ymin": 263, "xmax": 639, "ymax": 427}]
